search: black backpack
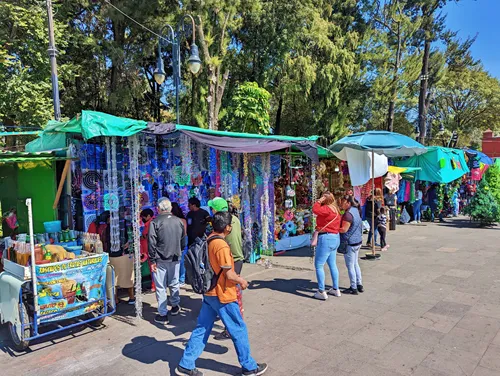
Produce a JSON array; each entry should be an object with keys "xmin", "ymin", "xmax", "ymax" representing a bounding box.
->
[{"xmin": 184, "ymin": 235, "xmax": 225, "ymax": 294}]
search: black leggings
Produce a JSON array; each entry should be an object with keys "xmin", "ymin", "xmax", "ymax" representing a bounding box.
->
[{"xmin": 378, "ymin": 226, "xmax": 387, "ymax": 248}]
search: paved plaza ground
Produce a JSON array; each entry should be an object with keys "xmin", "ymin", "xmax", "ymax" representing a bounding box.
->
[{"xmin": 2, "ymin": 217, "xmax": 500, "ymax": 376}]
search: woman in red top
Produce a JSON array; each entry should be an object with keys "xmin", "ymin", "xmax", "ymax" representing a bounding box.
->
[{"xmin": 312, "ymin": 192, "xmax": 342, "ymax": 300}]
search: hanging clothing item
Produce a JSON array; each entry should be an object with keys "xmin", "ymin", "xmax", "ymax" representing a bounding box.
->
[
  {"xmin": 354, "ymin": 186, "xmax": 363, "ymax": 205},
  {"xmin": 410, "ymin": 182, "xmax": 416, "ymax": 204},
  {"xmin": 343, "ymin": 149, "xmax": 388, "ymax": 187},
  {"xmin": 397, "ymin": 180, "xmax": 406, "ymax": 203},
  {"xmin": 384, "ymin": 172, "xmax": 401, "ymax": 193}
]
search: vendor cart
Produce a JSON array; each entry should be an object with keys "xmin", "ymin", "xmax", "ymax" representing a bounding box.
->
[{"xmin": 0, "ymin": 199, "xmax": 116, "ymax": 351}]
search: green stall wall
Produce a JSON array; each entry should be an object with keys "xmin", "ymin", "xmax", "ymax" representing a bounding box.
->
[{"xmin": 0, "ymin": 162, "xmax": 57, "ymax": 234}]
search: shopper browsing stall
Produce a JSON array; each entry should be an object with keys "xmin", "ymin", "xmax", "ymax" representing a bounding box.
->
[
  {"xmin": 377, "ymin": 207, "xmax": 389, "ymax": 251},
  {"xmin": 140, "ymin": 209, "xmax": 155, "ymax": 292},
  {"xmin": 312, "ymin": 192, "xmax": 342, "ymax": 301},
  {"xmin": 186, "ymin": 197, "xmax": 210, "ymax": 247},
  {"xmin": 148, "ymin": 198, "xmax": 186, "ymax": 324},
  {"xmin": 171, "ymin": 202, "xmax": 188, "ymax": 286},
  {"xmin": 339, "ymin": 195, "xmax": 364, "ymax": 295}
]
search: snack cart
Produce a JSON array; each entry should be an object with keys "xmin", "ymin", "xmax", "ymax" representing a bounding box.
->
[{"xmin": 0, "ymin": 199, "xmax": 116, "ymax": 351}]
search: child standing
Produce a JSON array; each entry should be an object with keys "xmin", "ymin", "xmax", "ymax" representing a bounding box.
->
[{"xmin": 377, "ymin": 207, "xmax": 389, "ymax": 251}]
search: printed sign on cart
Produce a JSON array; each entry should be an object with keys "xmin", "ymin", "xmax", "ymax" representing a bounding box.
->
[{"xmin": 35, "ymin": 253, "xmax": 109, "ymax": 323}]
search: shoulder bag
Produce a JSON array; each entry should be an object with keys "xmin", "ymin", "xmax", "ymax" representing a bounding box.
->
[{"xmin": 311, "ymin": 206, "xmax": 338, "ymax": 247}]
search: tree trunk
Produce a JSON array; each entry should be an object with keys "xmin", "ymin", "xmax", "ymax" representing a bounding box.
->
[
  {"xmin": 275, "ymin": 94, "xmax": 283, "ymax": 135},
  {"xmin": 418, "ymin": 37, "xmax": 431, "ymax": 144}
]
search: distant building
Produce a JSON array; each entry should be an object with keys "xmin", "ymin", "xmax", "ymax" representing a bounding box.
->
[{"xmin": 482, "ymin": 129, "xmax": 500, "ymax": 158}]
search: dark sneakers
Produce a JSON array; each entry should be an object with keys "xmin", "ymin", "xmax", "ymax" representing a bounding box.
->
[
  {"xmin": 170, "ymin": 305, "xmax": 181, "ymax": 316},
  {"xmin": 213, "ymin": 329, "xmax": 231, "ymax": 341},
  {"xmin": 175, "ymin": 366, "xmax": 203, "ymax": 376},
  {"xmin": 343, "ymin": 287, "xmax": 359, "ymax": 295},
  {"xmin": 243, "ymin": 363, "xmax": 268, "ymax": 376},
  {"xmin": 357, "ymin": 284, "xmax": 364, "ymax": 293},
  {"xmin": 154, "ymin": 314, "xmax": 168, "ymax": 324}
]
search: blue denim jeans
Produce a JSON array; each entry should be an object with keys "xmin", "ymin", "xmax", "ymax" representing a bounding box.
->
[
  {"xmin": 314, "ymin": 233, "xmax": 340, "ymax": 292},
  {"xmin": 179, "ymin": 296, "xmax": 258, "ymax": 371},
  {"xmin": 344, "ymin": 245, "xmax": 362, "ymax": 289},
  {"xmin": 367, "ymin": 221, "xmax": 378, "ymax": 244},
  {"xmin": 153, "ymin": 260, "xmax": 180, "ymax": 316},
  {"xmin": 413, "ymin": 199, "xmax": 422, "ymax": 221},
  {"xmin": 179, "ymin": 248, "xmax": 187, "ymax": 284}
]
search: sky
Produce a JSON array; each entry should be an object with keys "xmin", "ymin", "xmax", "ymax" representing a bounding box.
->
[{"xmin": 444, "ymin": 0, "xmax": 500, "ymax": 78}]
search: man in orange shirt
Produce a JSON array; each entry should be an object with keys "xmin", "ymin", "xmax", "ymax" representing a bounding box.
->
[{"xmin": 176, "ymin": 211, "xmax": 267, "ymax": 376}]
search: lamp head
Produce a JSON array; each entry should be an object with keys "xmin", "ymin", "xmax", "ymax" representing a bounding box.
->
[
  {"xmin": 154, "ymin": 57, "xmax": 166, "ymax": 85},
  {"xmin": 187, "ymin": 43, "xmax": 202, "ymax": 74}
]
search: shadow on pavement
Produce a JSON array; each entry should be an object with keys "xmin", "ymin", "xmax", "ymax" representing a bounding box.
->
[
  {"xmin": 122, "ymin": 336, "xmax": 239, "ymax": 376},
  {"xmin": 248, "ymin": 278, "xmax": 348, "ymax": 299},
  {"xmin": 437, "ymin": 218, "xmax": 500, "ymax": 229}
]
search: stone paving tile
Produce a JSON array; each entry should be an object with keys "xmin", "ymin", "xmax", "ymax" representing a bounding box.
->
[
  {"xmin": 443, "ymin": 291, "xmax": 480, "ymax": 306},
  {"xmin": 438, "ymin": 326, "xmax": 490, "ymax": 356},
  {"xmin": 349, "ymin": 324, "xmax": 404, "ymax": 351},
  {"xmin": 444, "ymin": 269, "xmax": 475, "ymax": 278},
  {"xmin": 456, "ymin": 313, "xmax": 500, "ymax": 341},
  {"xmin": 413, "ymin": 312, "xmax": 462, "ymax": 334},
  {"xmin": 432, "ymin": 275, "xmax": 468, "ymax": 286},
  {"xmin": 325, "ymin": 341, "xmax": 379, "ymax": 373},
  {"xmin": 472, "ymin": 366, "xmax": 500, "ymax": 376},
  {"xmin": 479, "ymin": 344, "xmax": 500, "ymax": 372},
  {"xmin": 350, "ymin": 363, "xmax": 405, "ymax": 376},
  {"xmin": 293, "ymin": 359, "xmax": 350, "ymax": 376},
  {"xmin": 373, "ymin": 339, "xmax": 431, "ymax": 375},
  {"xmin": 427, "ymin": 301, "xmax": 471, "ymax": 318},
  {"xmin": 411, "ymin": 366, "xmax": 450, "ymax": 376},
  {"xmin": 390, "ymin": 298, "xmax": 436, "ymax": 318},
  {"xmin": 470, "ymin": 303, "xmax": 500, "ymax": 319},
  {"xmin": 420, "ymin": 344, "xmax": 483, "ymax": 376},
  {"xmin": 386, "ymin": 282, "xmax": 421, "ymax": 296},
  {"xmin": 260, "ymin": 341, "xmax": 323, "ymax": 375},
  {"xmin": 395, "ymin": 325, "xmax": 444, "ymax": 350}
]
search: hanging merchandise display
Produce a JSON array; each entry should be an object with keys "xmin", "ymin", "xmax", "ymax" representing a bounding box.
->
[{"xmin": 127, "ymin": 135, "xmax": 143, "ymax": 319}]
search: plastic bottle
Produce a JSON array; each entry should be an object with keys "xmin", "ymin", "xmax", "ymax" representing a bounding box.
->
[
  {"xmin": 95, "ymin": 234, "xmax": 104, "ymax": 254},
  {"xmin": 43, "ymin": 245, "xmax": 52, "ymax": 261}
]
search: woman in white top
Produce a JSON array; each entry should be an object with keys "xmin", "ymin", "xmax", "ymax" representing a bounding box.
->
[{"xmin": 413, "ymin": 187, "xmax": 423, "ymax": 223}]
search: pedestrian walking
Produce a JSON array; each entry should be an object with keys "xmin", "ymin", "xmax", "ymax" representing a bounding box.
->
[
  {"xmin": 148, "ymin": 197, "xmax": 186, "ymax": 324},
  {"xmin": 339, "ymin": 195, "xmax": 363, "ymax": 295},
  {"xmin": 377, "ymin": 207, "xmax": 389, "ymax": 251},
  {"xmin": 186, "ymin": 197, "xmax": 210, "ymax": 247},
  {"xmin": 171, "ymin": 202, "xmax": 188, "ymax": 286},
  {"xmin": 412, "ymin": 187, "xmax": 423, "ymax": 223},
  {"xmin": 176, "ymin": 211, "xmax": 267, "ymax": 376},
  {"xmin": 312, "ymin": 192, "xmax": 342, "ymax": 300}
]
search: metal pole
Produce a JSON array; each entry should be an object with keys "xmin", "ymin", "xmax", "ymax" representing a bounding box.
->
[
  {"xmin": 371, "ymin": 150, "xmax": 376, "ymax": 256},
  {"xmin": 46, "ymin": 0, "xmax": 61, "ymax": 121},
  {"xmin": 26, "ymin": 199, "xmax": 39, "ymax": 320},
  {"xmin": 174, "ymin": 36, "xmax": 180, "ymax": 125}
]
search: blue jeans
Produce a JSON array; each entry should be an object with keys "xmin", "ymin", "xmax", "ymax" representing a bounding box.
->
[
  {"xmin": 344, "ymin": 245, "xmax": 362, "ymax": 289},
  {"xmin": 314, "ymin": 233, "xmax": 340, "ymax": 292},
  {"xmin": 429, "ymin": 200, "xmax": 438, "ymax": 221},
  {"xmin": 179, "ymin": 296, "xmax": 258, "ymax": 371},
  {"xmin": 413, "ymin": 199, "xmax": 422, "ymax": 221},
  {"xmin": 153, "ymin": 260, "xmax": 180, "ymax": 316},
  {"xmin": 179, "ymin": 248, "xmax": 187, "ymax": 284}
]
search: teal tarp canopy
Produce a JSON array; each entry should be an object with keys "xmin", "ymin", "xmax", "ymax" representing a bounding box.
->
[
  {"xmin": 394, "ymin": 146, "xmax": 470, "ymax": 184},
  {"xmin": 44, "ymin": 111, "xmax": 147, "ymax": 140}
]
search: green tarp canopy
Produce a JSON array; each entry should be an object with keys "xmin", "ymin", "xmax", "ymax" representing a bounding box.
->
[
  {"xmin": 43, "ymin": 111, "xmax": 148, "ymax": 140},
  {"xmin": 394, "ymin": 146, "xmax": 470, "ymax": 184}
]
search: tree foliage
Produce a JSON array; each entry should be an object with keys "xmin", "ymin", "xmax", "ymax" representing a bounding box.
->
[
  {"xmin": 1, "ymin": 0, "xmax": 500, "ymax": 144},
  {"xmin": 222, "ymin": 82, "xmax": 271, "ymax": 134},
  {"xmin": 485, "ymin": 163, "xmax": 500, "ymax": 207},
  {"xmin": 464, "ymin": 180, "xmax": 500, "ymax": 226}
]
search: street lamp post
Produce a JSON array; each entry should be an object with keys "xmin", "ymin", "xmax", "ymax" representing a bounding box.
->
[{"xmin": 154, "ymin": 15, "xmax": 202, "ymax": 124}]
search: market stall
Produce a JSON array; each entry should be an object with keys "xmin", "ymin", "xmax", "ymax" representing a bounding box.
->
[
  {"xmin": 23, "ymin": 111, "xmax": 321, "ymax": 318},
  {"xmin": 0, "ymin": 139, "xmax": 117, "ymax": 350}
]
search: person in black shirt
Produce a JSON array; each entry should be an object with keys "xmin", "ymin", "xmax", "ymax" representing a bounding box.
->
[{"xmin": 186, "ymin": 197, "xmax": 210, "ymax": 246}]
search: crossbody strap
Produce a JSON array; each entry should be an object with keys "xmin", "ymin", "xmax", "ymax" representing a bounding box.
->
[{"xmin": 317, "ymin": 206, "xmax": 339, "ymax": 233}]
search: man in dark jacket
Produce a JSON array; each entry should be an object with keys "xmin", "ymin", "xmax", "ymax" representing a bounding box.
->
[{"xmin": 148, "ymin": 197, "xmax": 186, "ymax": 324}]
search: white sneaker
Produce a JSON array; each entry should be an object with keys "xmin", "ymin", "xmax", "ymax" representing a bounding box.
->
[
  {"xmin": 313, "ymin": 291, "xmax": 328, "ymax": 300},
  {"xmin": 328, "ymin": 288, "xmax": 342, "ymax": 297}
]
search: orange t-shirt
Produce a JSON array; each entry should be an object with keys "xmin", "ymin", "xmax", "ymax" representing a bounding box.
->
[{"xmin": 204, "ymin": 235, "xmax": 237, "ymax": 304}]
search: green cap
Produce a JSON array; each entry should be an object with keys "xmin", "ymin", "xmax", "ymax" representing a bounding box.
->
[{"xmin": 208, "ymin": 197, "xmax": 228, "ymax": 212}]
